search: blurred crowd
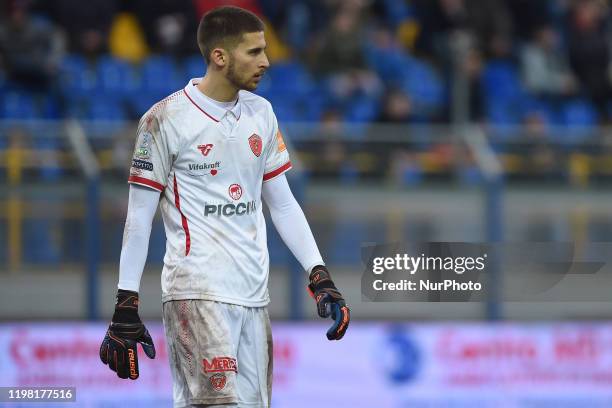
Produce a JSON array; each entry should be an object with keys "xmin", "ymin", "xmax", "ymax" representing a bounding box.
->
[
  {"xmin": 5, "ymin": 0, "xmax": 612, "ymax": 267},
  {"xmin": 1, "ymin": 0, "xmax": 612, "ymax": 128}
]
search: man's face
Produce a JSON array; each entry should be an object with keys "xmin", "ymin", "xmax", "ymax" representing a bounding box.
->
[{"xmin": 225, "ymin": 31, "xmax": 269, "ymax": 91}]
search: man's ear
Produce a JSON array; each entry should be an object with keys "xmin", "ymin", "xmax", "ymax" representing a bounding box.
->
[{"xmin": 210, "ymin": 48, "xmax": 227, "ymax": 67}]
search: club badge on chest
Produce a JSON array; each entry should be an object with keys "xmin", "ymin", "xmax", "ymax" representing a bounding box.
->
[{"xmin": 248, "ymin": 134, "xmax": 262, "ymax": 157}]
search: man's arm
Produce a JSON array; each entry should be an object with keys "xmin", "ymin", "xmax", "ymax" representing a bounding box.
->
[
  {"xmin": 118, "ymin": 184, "xmax": 160, "ymax": 291},
  {"xmin": 100, "ymin": 184, "xmax": 159, "ymax": 379},
  {"xmin": 261, "ymin": 174, "xmax": 323, "ymax": 273},
  {"xmin": 262, "ymin": 174, "xmax": 350, "ymax": 340}
]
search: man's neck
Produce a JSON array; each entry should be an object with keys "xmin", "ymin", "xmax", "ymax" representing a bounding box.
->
[{"xmin": 197, "ymin": 73, "xmax": 239, "ymax": 102}]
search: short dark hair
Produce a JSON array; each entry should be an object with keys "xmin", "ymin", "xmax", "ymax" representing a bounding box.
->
[{"xmin": 197, "ymin": 6, "xmax": 265, "ymax": 64}]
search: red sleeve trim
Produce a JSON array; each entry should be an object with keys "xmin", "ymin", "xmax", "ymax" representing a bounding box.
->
[
  {"xmin": 263, "ymin": 161, "xmax": 292, "ymax": 182},
  {"xmin": 128, "ymin": 175, "xmax": 165, "ymax": 192}
]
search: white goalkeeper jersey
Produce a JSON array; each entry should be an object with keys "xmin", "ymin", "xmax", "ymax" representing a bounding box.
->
[{"xmin": 128, "ymin": 79, "xmax": 291, "ymax": 306}]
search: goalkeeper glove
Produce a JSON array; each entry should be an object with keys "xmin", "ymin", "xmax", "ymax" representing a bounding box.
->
[
  {"xmin": 99, "ymin": 289, "xmax": 156, "ymax": 379},
  {"xmin": 308, "ymin": 265, "xmax": 350, "ymax": 340}
]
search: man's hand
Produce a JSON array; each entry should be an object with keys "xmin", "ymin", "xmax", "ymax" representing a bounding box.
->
[
  {"xmin": 99, "ymin": 289, "xmax": 156, "ymax": 379},
  {"xmin": 308, "ymin": 265, "xmax": 350, "ymax": 340}
]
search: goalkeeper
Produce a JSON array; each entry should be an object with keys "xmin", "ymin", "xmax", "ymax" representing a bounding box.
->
[{"xmin": 99, "ymin": 5, "xmax": 349, "ymax": 408}]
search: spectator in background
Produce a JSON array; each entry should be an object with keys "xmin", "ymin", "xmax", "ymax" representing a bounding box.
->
[
  {"xmin": 47, "ymin": 0, "xmax": 115, "ymax": 57},
  {"xmin": 523, "ymin": 112, "xmax": 558, "ymax": 178},
  {"xmin": 505, "ymin": 0, "xmax": 552, "ymax": 41},
  {"xmin": 0, "ymin": 0, "xmax": 65, "ymax": 89},
  {"xmin": 130, "ymin": 0, "xmax": 198, "ymax": 57},
  {"xmin": 521, "ymin": 25, "xmax": 577, "ymax": 100},
  {"xmin": 308, "ymin": 109, "xmax": 351, "ymax": 179},
  {"xmin": 463, "ymin": 0, "xmax": 512, "ymax": 55},
  {"xmin": 309, "ymin": 4, "xmax": 365, "ymax": 75},
  {"xmin": 377, "ymin": 89, "xmax": 414, "ymax": 123},
  {"xmin": 309, "ymin": 3, "xmax": 382, "ymax": 103},
  {"xmin": 567, "ymin": 0, "xmax": 611, "ymax": 120},
  {"xmin": 462, "ymin": 47, "xmax": 485, "ymax": 122},
  {"xmin": 413, "ymin": 0, "xmax": 470, "ymax": 63},
  {"xmin": 413, "ymin": 0, "xmax": 511, "ymax": 66},
  {"xmin": 486, "ymin": 32, "xmax": 514, "ymax": 63}
]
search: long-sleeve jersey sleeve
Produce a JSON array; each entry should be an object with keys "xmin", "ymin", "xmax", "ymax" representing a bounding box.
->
[
  {"xmin": 262, "ymin": 174, "xmax": 324, "ymax": 273},
  {"xmin": 117, "ymin": 184, "xmax": 160, "ymax": 292}
]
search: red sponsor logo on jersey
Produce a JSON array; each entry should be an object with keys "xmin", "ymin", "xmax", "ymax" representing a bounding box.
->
[
  {"xmin": 203, "ymin": 356, "xmax": 237, "ymax": 373},
  {"xmin": 197, "ymin": 144, "xmax": 214, "ymax": 156},
  {"xmin": 228, "ymin": 184, "xmax": 242, "ymax": 200},
  {"xmin": 209, "ymin": 373, "xmax": 227, "ymax": 391},
  {"xmin": 248, "ymin": 134, "xmax": 262, "ymax": 157}
]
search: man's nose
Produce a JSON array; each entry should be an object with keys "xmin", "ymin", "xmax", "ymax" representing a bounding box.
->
[{"xmin": 260, "ymin": 53, "xmax": 270, "ymax": 69}]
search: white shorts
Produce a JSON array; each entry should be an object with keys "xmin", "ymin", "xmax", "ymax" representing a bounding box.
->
[{"xmin": 162, "ymin": 300, "xmax": 273, "ymax": 407}]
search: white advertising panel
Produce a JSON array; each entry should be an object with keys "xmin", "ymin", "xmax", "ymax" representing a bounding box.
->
[{"xmin": 1, "ymin": 323, "xmax": 612, "ymax": 407}]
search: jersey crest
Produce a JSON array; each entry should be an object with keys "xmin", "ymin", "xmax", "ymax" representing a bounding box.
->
[{"xmin": 248, "ymin": 134, "xmax": 262, "ymax": 157}]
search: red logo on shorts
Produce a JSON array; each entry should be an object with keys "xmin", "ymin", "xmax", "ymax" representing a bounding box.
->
[
  {"xmin": 203, "ymin": 357, "xmax": 238, "ymax": 373},
  {"xmin": 210, "ymin": 373, "xmax": 227, "ymax": 391},
  {"xmin": 249, "ymin": 134, "xmax": 262, "ymax": 157},
  {"xmin": 197, "ymin": 144, "xmax": 214, "ymax": 156},
  {"xmin": 228, "ymin": 184, "xmax": 242, "ymax": 200}
]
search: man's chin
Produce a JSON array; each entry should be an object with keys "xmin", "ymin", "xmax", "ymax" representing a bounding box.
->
[{"xmin": 241, "ymin": 82, "xmax": 259, "ymax": 92}]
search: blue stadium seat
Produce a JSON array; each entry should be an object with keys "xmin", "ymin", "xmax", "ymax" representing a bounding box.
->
[
  {"xmin": 380, "ymin": 0, "xmax": 414, "ymax": 26},
  {"xmin": 557, "ymin": 99, "xmax": 597, "ymax": 143},
  {"xmin": 560, "ymin": 99, "xmax": 597, "ymax": 127},
  {"xmin": 0, "ymin": 91, "xmax": 36, "ymax": 119},
  {"xmin": 66, "ymin": 96, "xmax": 126, "ymax": 136},
  {"xmin": 34, "ymin": 94, "xmax": 61, "ymax": 119},
  {"xmin": 260, "ymin": 92, "xmax": 323, "ymax": 123},
  {"xmin": 59, "ymin": 55, "xmax": 97, "ymax": 100},
  {"xmin": 488, "ymin": 101, "xmax": 520, "ymax": 125},
  {"xmin": 300, "ymin": 88, "xmax": 329, "ymax": 121},
  {"xmin": 130, "ymin": 92, "xmax": 162, "ymax": 118},
  {"xmin": 97, "ymin": 56, "xmax": 138, "ymax": 98},
  {"xmin": 274, "ymin": 105, "xmax": 297, "ymax": 122},
  {"xmin": 482, "ymin": 62, "xmax": 528, "ymax": 134},
  {"xmin": 88, "ymin": 97, "xmax": 127, "ymax": 121},
  {"xmin": 482, "ymin": 62, "xmax": 524, "ymax": 101},
  {"xmin": 183, "ymin": 54, "xmax": 207, "ymax": 79},
  {"xmin": 401, "ymin": 60, "xmax": 445, "ymax": 115},
  {"xmin": 343, "ymin": 95, "xmax": 381, "ymax": 123},
  {"xmin": 364, "ymin": 43, "xmax": 413, "ymax": 85},
  {"xmin": 523, "ymin": 98, "xmax": 556, "ymax": 127},
  {"xmin": 265, "ymin": 61, "xmax": 315, "ymax": 95},
  {"xmin": 256, "ymin": 61, "xmax": 331, "ymax": 122},
  {"xmin": 139, "ymin": 56, "xmax": 182, "ymax": 95},
  {"xmin": 127, "ymin": 56, "xmax": 183, "ymax": 117}
]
